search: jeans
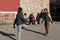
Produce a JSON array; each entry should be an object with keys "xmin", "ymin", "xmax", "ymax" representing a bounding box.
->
[{"xmin": 17, "ymin": 24, "xmax": 28, "ymax": 40}]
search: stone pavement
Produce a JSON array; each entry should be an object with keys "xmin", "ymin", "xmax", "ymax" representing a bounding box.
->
[{"xmin": 0, "ymin": 22, "xmax": 60, "ymax": 40}]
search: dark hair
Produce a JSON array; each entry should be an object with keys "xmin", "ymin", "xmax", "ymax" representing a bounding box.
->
[
  {"xmin": 44, "ymin": 8, "xmax": 48, "ymax": 11},
  {"xmin": 18, "ymin": 7, "xmax": 23, "ymax": 11},
  {"xmin": 37, "ymin": 12, "xmax": 40, "ymax": 14},
  {"xmin": 24, "ymin": 13, "xmax": 27, "ymax": 15},
  {"xmin": 41, "ymin": 9, "xmax": 44, "ymax": 11}
]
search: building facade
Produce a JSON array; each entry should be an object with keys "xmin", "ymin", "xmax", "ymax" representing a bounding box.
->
[{"xmin": 0, "ymin": 0, "xmax": 49, "ymax": 23}]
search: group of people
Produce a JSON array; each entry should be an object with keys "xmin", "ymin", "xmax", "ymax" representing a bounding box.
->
[
  {"xmin": 13, "ymin": 7, "xmax": 53, "ymax": 40},
  {"xmin": 24, "ymin": 9, "xmax": 52, "ymax": 25}
]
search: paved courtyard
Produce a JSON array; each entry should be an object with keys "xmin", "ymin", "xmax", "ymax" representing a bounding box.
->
[{"xmin": 0, "ymin": 21, "xmax": 60, "ymax": 40}]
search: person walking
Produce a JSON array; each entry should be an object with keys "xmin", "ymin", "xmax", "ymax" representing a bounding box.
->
[
  {"xmin": 42, "ymin": 8, "xmax": 52, "ymax": 36},
  {"xmin": 13, "ymin": 7, "xmax": 28, "ymax": 40}
]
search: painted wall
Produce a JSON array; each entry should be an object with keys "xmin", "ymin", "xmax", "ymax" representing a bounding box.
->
[
  {"xmin": 0, "ymin": 0, "xmax": 20, "ymax": 11},
  {"xmin": 0, "ymin": 0, "xmax": 20, "ymax": 23}
]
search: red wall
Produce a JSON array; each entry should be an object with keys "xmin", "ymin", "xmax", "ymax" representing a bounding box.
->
[{"xmin": 0, "ymin": 0, "xmax": 20, "ymax": 11}]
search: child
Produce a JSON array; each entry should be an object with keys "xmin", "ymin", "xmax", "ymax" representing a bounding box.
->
[
  {"xmin": 31, "ymin": 16, "xmax": 36, "ymax": 24},
  {"xmin": 29, "ymin": 13, "xmax": 36, "ymax": 25}
]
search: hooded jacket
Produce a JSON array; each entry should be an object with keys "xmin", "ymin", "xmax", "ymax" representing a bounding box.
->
[{"xmin": 13, "ymin": 11, "xmax": 27, "ymax": 26}]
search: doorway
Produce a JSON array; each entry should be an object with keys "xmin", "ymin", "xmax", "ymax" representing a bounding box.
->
[{"xmin": 50, "ymin": 0, "xmax": 60, "ymax": 21}]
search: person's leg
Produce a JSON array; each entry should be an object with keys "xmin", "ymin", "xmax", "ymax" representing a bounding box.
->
[
  {"xmin": 34, "ymin": 21, "xmax": 35, "ymax": 24},
  {"xmin": 29, "ymin": 20, "xmax": 32, "ymax": 25},
  {"xmin": 22, "ymin": 24, "xmax": 28, "ymax": 28},
  {"xmin": 37, "ymin": 21, "xmax": 38, "ymax": 24},
  {"xmin": 17, "ymin": 25, "xmax": 22, "ymax": 40},
  {"xmin": 38, "ymin": 20, "xmax": 40, "ymax": 24},
  {"xmin": 32, "ymin": 21, "xmax": 35, "ymax": 25},
  {"xmin": 32, "ymin": 21, "xmax": 33, "ymax": 24},
  {"xmin": 29, "ymin": 21, "xmax": 31, "ymax": 24},
  {"xmin": 37, "ymin": 20, "xmax": 39, "ymax": 24},
  {"xmin": 44, "ymin": 21, "xmax": 50, "ymax": 36}
]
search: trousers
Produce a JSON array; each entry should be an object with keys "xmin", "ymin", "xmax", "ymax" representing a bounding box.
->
[{"xmin": 17, "ymin": 24, "xmax": 28, "ymax": 40}]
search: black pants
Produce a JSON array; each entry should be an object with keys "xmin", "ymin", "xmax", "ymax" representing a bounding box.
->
[
  {"xmin": 37, "ymin": 20, "xmax": 40, "ymax": 24},
  {"xmin": 32, "ymin": 21, "xmax": 35, "ymax": 24},
  {"xmin": 44, "ymin": 21, "xmax": 50, "ymax": 34},
  {"xmin": 29, "ymin": 21, "xmax": 35, "ymax": 24}
]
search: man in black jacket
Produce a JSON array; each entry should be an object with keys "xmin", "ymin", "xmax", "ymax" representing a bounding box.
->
[{"xmin": 13, "ymin": 7, "xmax": 28, "ymax": 40}]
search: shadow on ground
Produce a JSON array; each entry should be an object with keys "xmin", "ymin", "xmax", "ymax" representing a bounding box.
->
[
  {"xmin": 22, "ymin": 27, "xmax": 45, "ymax": 36},
  {"xmin": 0, "ymin": 31, "xmax": 16, "ymax": 40}
]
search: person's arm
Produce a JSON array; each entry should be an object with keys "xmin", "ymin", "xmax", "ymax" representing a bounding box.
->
[
  {"xmin": 13, "ymin": 18, "xmax": 17, "ymax": 28},
  {"xmin": 48, "ymin": 13, "xmax": 52, "ymax": 21},
  {"xmin": 48, "ymin": 13, "xmax": 53, "ymax": 23},
  {"xmin": 20, "ymin": 14, "xmax": 28, "ymax": 22}
]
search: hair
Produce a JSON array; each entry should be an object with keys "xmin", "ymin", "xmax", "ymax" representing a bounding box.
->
[
  {"xmin": 41, "ymin": 9, "xmax": 44, "ymax": 11},
  {"xmin": 18, "ymin": 7, "xmax": 23, "ymax": 11},
  {"xmin": 37, "ymin": 12, "xmax": 40, "ymax": 14},
  {"xmin": 44, "ymin": 8, "xmax": 48, "ymax": 11},
  {"xmin": 24, "ymin": 13, "xmax": 27, "ymax": 15}
]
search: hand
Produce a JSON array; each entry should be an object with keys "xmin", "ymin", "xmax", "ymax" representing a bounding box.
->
[
  {"xmin": 40, "ymin": 21, "xmax": 43, "ymax": 24},
  {"xmin": 51, "ymin": 21, "xmax": 53, "ymax": 24},
  {"xmin": 13, "ymin": 25, "xmax": 15, "ymax": 28}
]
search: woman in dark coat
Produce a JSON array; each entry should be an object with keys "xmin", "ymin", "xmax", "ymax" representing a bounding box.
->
[{"xmin": 36, "ymin": 13, "xmax": 40, "ymax": 24}]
